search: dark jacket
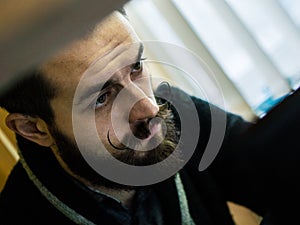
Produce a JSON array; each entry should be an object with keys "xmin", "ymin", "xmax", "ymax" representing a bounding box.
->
[{"xmin": 0, "ymin": 88, "xmax": 299, "ymax": 225}]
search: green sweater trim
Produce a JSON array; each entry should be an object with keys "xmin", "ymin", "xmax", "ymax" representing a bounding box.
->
[
  {"xmin": 175, "ymin": 173, "xmax": 196, "ymax": 225},
  {"xmin": 18, "ymin": 149, "xmax": 96, "ymax": 225}
]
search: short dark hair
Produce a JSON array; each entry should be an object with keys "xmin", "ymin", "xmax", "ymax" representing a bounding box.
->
[{"xmin": 0, "ymin": 70, "xmax": 57, "ymax": 124}]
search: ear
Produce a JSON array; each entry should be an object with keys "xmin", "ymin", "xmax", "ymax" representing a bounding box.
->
[{"xmin": 5, "ymin": 113, "xmax": 54, "ymax": 147}]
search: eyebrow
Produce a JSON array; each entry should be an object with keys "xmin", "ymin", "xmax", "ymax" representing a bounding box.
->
[{"xmin": 75, "ymin": 43, "xmax": 144, "ymax": 104}]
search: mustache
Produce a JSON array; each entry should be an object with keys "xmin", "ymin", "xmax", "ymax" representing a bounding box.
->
[
  {"xmin": 112, "ymin": 106, "xmax": 179, "ymax": 166},
  {"xmin": 107, "ymin": 130, "xmax": 128, "ymax": 151},
  {"xmin": 107, "ymin": 98, "xmax": 171, "ymax": 151}
]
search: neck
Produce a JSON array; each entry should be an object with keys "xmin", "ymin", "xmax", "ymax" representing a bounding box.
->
[
  {"xmin": 66, "ymin": 167, "xmax": 136, "ymax": 208},
  {"xmin": 51, "ymin": 147, "xmax": 136, "ymax": 208}
]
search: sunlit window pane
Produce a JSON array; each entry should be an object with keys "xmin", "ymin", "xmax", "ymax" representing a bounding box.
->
[
  {"xmin": 226, "ymin": 0, "xmax": 300, "ymax": 90},
  {"xmin": 172, "ymin": 0, "xmax": 290, "ymax": 115},
  {"xmin": 277, "ymin": 0, "xmax": 300, "ymax": 28}
]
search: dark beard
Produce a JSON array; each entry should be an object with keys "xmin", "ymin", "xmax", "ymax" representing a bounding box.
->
[
  {"xmin": 50, "ymin": 107, "xmax": 180, "ymax": 190},
  {"xmin": 113, "ymin": 108, "xmax": 180, "ymax": 166}
]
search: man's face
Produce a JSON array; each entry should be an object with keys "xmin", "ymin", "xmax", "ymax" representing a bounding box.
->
[{"xmin": 41, "ymin": 12, "xmax": 179, "ymax": 187}]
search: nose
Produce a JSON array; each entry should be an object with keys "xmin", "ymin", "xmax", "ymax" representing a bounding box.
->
[{"xmin": 129, "ymin": 97, "xmax": 159, "ymax": 123}]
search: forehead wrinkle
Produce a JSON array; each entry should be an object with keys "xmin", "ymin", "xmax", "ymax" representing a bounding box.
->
[
  {"xmin": 42, "ymin": 34, "xmax": 133, "ymax": 83},
  {"xmin": 82, "ymin": 40, "xmax": 142, "ymax": 83},
  {"xmin": 40, "ymin": 12, "xmax": 140, "ymax": 100}
]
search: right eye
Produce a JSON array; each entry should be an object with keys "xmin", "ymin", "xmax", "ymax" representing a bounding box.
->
[
  {"xmin": 95, "ymin": 92, "xmax": 109, "ymax": 108},
  {"xmin": 131, "ymin": 61, "xmax": 143, "ymax": 73}
]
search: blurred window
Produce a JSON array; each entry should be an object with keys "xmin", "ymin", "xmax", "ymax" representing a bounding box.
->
[{"xmin": 126, "ymin": 0, "xmax": 300, "ymax": 118}]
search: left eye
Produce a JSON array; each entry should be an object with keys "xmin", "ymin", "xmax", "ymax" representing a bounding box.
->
[
  {"xmin": 131, "ymin": 61, "xmax": 143, "ymax": 73},
  {"xmin": 95, "ymin": 93, "xmax": 108, "ymax": 108}
]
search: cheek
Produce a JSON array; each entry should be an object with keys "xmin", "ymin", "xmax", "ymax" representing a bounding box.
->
[
  {"xmin": 139, "ymin": 69, "xmax": 155, "ymax": 98},
  {"xmin": 51, "ymin": 99, "xmax": 75, "ymax": 141},
  {"xmin": 95, "ymin": 108, "xmax": 128, "ymax": 146},
  {"xmin": 95, "ymin": 111, "xmax": 112, "ymax": 138},
  {"xmin": 54, "ymin": 113, "xmax": 74, "ymax": 141}
]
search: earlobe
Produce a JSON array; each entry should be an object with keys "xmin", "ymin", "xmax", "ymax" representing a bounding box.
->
[{"xmin": 5, "ymin": 113, "xmax": 54, "ymax": 147}]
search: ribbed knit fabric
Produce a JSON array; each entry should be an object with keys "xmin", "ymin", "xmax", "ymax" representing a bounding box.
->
[
  {"xmin": 19, "ymin": 145, "xmax": 197, "ymax": 225},
  {"xmin": 175, "ymin": 173, "xmax": 196, "ymax": 225},
  {"xmin": 18, "ymin": 148, "xmax": 97, "ymax": 225}
]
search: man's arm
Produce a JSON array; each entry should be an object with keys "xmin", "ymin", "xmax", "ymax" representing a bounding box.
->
[
  {"xmin": 192, "ymin": 88, "xmax": 300, "ymax": 224},
  {"xmin": 168, "ymin": 86, "xmax": 300, "ymax": 224}
]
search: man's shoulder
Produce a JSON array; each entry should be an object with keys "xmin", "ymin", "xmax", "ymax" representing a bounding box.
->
[
  {"xmin": 0, "ymin": 162, "xmax": 38, "ymax": 218},
  {"xmin": 0, "ymin": 162, "xmax": 30, "ymax": 200}
]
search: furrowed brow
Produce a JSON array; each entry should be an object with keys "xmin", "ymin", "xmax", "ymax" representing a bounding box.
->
[{"xmin": 75, "ymin": 43, "xmax": 144, "ymax": 104}]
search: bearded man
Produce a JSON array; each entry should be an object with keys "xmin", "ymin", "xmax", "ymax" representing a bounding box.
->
[{"xmin": 1, "ymin": 10, "xmax": 297, "ymax": 225}]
